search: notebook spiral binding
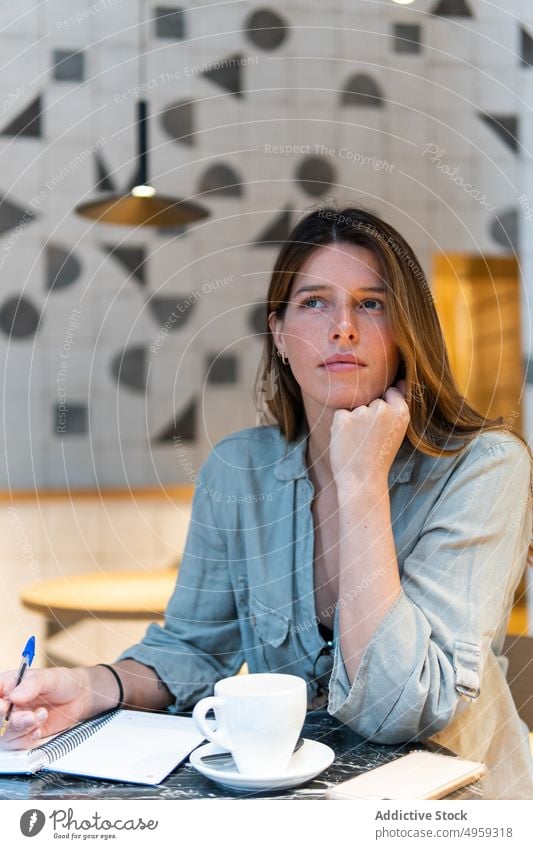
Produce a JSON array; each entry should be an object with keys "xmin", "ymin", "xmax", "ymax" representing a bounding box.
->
[{"xmin": 30, "ymin": 709, "xmax": 120, "ymax": 767}]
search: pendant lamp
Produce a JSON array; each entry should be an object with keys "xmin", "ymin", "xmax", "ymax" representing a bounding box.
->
[{"xmin": 75, "ymin": 6, "xmax": 209, "ymax": 227}]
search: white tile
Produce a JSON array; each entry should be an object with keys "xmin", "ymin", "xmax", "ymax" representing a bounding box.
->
[
  {"xmin": 477, "ymin": 19, "xmax": 521, "ymax": 68},
  {"xmin": 91, "ymin": 43, "xmax": 139, "ymax": 99},
  {"xmin": 0, "ymin": 1, "xmax": 39, "ymax": 38},
  {"xmin": 91, "ymin": 438, "xmax": 153, "ymax": 488},
  {"xmin": 0, "ymin": 35, "xmax": 48, "ymax": 87},
  {"xmin": 475, "ymin": 67, "xmax": 522, "ymax": 112},
  {"xmin": 40, "ymin": 438, "xmax": 98, "ymax": 489},
  {"xmin": 44, "ymin": 83, "xmax": 96, "ymax": 142},
  {"xmin": 425, "ymin": 18, "xmax": 480, "ymax": 67}
]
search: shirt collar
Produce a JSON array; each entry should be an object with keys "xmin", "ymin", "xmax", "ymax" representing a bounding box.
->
[{"xmin": 273, "ymin": 430, "xmax": 417, "ymax": 484}]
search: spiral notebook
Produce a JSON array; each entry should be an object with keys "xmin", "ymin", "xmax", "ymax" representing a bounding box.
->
[{"xmin": 0, "ymin": 709, "xmax": 207, "ymax": 785}]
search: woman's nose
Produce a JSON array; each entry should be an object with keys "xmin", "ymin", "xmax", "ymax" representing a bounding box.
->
[{"xmin": 330, "ymin": 308, "xmax": 358, "ymax": 342}]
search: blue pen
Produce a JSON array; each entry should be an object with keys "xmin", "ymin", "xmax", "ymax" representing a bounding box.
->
[{"xmin": 0, "ymin": 636, "xmax": 36, "ymax": 736}]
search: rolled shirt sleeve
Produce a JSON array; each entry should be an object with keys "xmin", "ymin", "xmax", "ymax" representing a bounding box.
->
[
  {"xmin": 116, "ymin": 454, "xmax": 244, "ymax": 711},
  {"xmin": 328, "ymin": 435, "xmax": 532, "ymax": 744}
]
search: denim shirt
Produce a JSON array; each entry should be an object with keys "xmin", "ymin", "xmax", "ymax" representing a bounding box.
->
[{"xmin": 118, "ymin": 425, "xmax": 533, "ymax": 796}]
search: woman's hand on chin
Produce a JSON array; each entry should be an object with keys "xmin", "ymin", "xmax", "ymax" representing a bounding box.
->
[{"xmin": 329, "ymin": 379, "xmax": 410, "ymax": 493}]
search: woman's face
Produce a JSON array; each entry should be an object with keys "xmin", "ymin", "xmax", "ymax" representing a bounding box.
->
[{"xmin": 269, "ymin": 243, "xmax": 401, "ymax": 418}]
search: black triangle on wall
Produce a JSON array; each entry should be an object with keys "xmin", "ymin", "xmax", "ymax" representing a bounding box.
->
[
  {"xmin": 110, "ymin": 346, "xmax": 148, "ymax": 392},
  {"xmin": 103, "ymin": 244, "xmax": 146, "ymax": 286},
  {"xmin": 0, "ymin": 195, "xmax": 37, "ymax": 234},
  {"xmin": 479, "ymin": 113, "xmax": 519, "ymax": 154},
  {"xmin": 252, "ymin": 208, "xmax": 292, "ymax": 246},
  {"xmin": 160, "ymin": 101, "xmax": 195, "ymax": 145},
  {"xmin": 95, "ymin": 153, "xmax": 115, "ymax": 192},
  {"xmin": 520, "ymin": 27, "xmax": 533, "ymax": 68},
  {"xmin": 202, "ymin": 54, "xmax": 244, "ymax": 97},
  {"xmin": 1, "ymin": 95, "xmax": 42, "ymax": 137},
  {"xmin": 489, "ymin": 208, "xmax": 518, "ymax": 253},
  {"xmin": 154, "ymin": 399, "xmax": 197, "ymax": 442}
]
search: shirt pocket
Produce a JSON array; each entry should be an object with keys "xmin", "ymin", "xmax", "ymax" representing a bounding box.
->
[
  {"xmin": 249, "ymin": 595, "xmax": 290, "ymax": 669},
  {"xmin": 453, "ymin": 639, "xmax": 481, "ymax": 700}
]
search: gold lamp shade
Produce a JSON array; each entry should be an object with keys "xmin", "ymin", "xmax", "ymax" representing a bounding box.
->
[
  {"xmin": 75, "ymin": 100, "xmax": 209, "ymax": 228},
  {"xmin": 75, "ymin": 192, "xmax": 209, "ymax": 227}
]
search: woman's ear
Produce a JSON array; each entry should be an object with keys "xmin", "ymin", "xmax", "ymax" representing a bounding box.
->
[{"xmin": 268, "ymin": 310, "xmax": 285, "ymax": 356}]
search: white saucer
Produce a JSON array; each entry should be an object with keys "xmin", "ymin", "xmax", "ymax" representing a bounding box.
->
[{"xmin": 189, "ymin": 739, "xmax": 334, "ymax": 792}]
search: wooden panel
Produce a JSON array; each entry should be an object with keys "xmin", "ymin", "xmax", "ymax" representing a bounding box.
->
[{"xmin": 432, "ymin": 254, "xmax": 523, "ymax": 433}]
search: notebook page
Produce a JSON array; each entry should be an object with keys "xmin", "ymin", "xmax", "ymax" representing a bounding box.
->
[
  {"xmin": 0, "ymin": 731, "xmax": 66, "ymax": 775},
  {"xmin": 45, "ymin": 711, "xmax": 206, "ymax": 785}
]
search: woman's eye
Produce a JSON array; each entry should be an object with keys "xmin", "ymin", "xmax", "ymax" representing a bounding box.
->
[
  {"xmin": 301, "ymin": 297, "xmax": 323, "ymax": 309},
  {"xmin": 360, "ymin": 299, "xmax": 383, "ymax": 311}
]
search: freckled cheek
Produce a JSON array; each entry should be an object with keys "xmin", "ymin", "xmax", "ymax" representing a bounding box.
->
[{"xmin": 283, "ymin": 314, "xmax": 327, "ymax": 353}]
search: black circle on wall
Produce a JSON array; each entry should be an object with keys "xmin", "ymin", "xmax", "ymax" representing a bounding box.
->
[
  {"xmin": 0, "ymin": 295, "xmax": 40, "ymax": 338},
  {"xmin": 244, "ymin": 9, "xmax": 288, "ymax": 50},
  {"xmin": 295, "ymin": 156, "xmax": 336, "ymax": 197}
]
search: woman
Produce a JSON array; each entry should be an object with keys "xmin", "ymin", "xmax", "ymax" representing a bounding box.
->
[{"xmin": 1, "ymin": 207, "xmax": 531, "ymax": 797}]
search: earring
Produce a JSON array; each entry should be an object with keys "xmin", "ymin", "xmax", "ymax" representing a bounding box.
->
[{"xmin": 276, "ymin": 350, "xmax": 289, "ymax": 365}]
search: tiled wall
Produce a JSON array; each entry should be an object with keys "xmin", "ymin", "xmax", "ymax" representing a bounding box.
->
[{"xmin": 0, "ymin": 0, "xmax": 531, "ymax": 492}]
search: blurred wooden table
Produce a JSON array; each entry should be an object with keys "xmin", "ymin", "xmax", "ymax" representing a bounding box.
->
[{"xmin": 20, "ymin": 567, "xmax": 178, "ymax": 665}]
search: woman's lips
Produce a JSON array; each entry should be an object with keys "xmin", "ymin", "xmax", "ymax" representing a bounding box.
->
[
  {"xmin": 322, "ymin": 361, "xmax": 366, "ymax": 372},
  {"xmin": 322, "ymin": 355, "xmax": 365, "ymax": 372}
]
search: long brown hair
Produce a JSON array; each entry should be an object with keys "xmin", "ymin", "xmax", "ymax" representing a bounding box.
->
[{"xmin": 255, "ymin": 206, "xmax": 519, "ymax": 456}]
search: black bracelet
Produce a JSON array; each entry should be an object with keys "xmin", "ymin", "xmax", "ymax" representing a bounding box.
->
[{"xmin": 98, "ymin": 664, "xmax": 124, "ymax": 710}]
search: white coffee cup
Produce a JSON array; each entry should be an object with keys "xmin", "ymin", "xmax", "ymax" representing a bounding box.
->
[{"xmin": 192, "ymin": 673, "xmax": 307, "ymax": 776}]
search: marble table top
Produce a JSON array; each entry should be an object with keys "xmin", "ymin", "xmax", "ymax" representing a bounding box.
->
[{"xmin": 0, "ymin": 711, "xmax": 483, "ymax": 801}]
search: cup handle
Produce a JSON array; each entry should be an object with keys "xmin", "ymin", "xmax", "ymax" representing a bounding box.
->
[{"xmin": 192, "ymin": 696, "xmax": 231, "ymax": 750}]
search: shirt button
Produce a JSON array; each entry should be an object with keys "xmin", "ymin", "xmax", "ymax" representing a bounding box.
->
[{"xmin": 250, "ymin": 615, "xmax": 256, "ymax": 626}]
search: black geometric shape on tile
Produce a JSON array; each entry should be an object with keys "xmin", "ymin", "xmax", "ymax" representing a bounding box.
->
[
  {"xmin": 520, "ymin": 28, "xmax": 533, "ymax": 68},
  {"xmin": 54, "ymin": 402, "xmax": 87, "ymax": 436},
  {"xmin": 154, "ymin": 6, "xmax": 185, "ymax": 39},
  {"xmin": 202, "ymin": 54, "xmax": 244, "ymax": 98},
  {"xmin": 295, "ymin": 156, "xmax": 335, "ymax": 197},
  {"xmin": 1, "ymin": 95, "xmax": 42, "ymax": 137},
  {"xmin": 46, "ymin": 244, "xmax": 82, "ymax": 291},
  {"xmin": 156, "ymin": 226, "xmax": 187, "ymax": 237},
  {"xmin": 249, "ymin": 303, "xmax": 266, "ymax": 335},
  {"xmin": 244, "ymin": 9, "xmax": 288, "ymax": 50},
  {"xmin": 0, "ymin": 295, "xmax": 40, "ymax": 338},
  {"xmin": 489, "ymin": 208, "xmax": 518, "ymax": 253},
  {"xmin": 198, "ymin": 163, "xmax": 243, "ymax": 197},
  {"xmin": 341, "ymin": 74, "xmax": 385, "ymax": 108},
  {"xmin": 206, "ymin": 353, "xmax": 238, "ymax": 384},
  {"xmin": 94, "ymin": 152, "xmax": 115, "ymax": 192},
  {"xmin": 103, "ymin": 245, "xmax": 146, "ymax": 286},
  {"xmin": 430, "ymin": 0, "xmax": 472, "ymax": 15},
  {"xmin": 160, "ymin": 101, "xmax": 195, "ymax": 145},
  {"xmin": 149, "ymin": 296, "xmax": 197, "ymax": 329},
  {"xmin": 0, "ymin": 195, "xmax": 37, "ymax": 234},
  {"xmin": 252, "ymin": 208, "xmax": 292, "ymax": 246},
  {"xmin": 111, "ymin": 346, "xmax": 148, "ymax": 392},
  {"xmin": 392, "ymin": 24, "xmax": 422, "ymax": 54},
  {"xmin": 52, "ymin": 49, "xmax": 85, "ymax": 82},
  {"xmin": 478, "ymin": 113, "xmax": 519, "ymax": 154},
  {"xmin": 155, "ymin": 399, "xmax": 197, "ymax": 442}
]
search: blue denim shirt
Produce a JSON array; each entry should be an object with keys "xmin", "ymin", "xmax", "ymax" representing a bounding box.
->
[{"xmin": 118, "ymin": 425, "xmax": 532, "ymax": 794}]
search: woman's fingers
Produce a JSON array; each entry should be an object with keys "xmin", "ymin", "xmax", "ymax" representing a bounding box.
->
[{"xmin": 0, "ymin": 707, "xmax": 49, "ymax": 749}]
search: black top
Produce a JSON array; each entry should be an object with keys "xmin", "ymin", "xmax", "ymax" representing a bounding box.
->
[{"xmin": 317, "ymin": 621, "xmax": 333, "ymax": 643}]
